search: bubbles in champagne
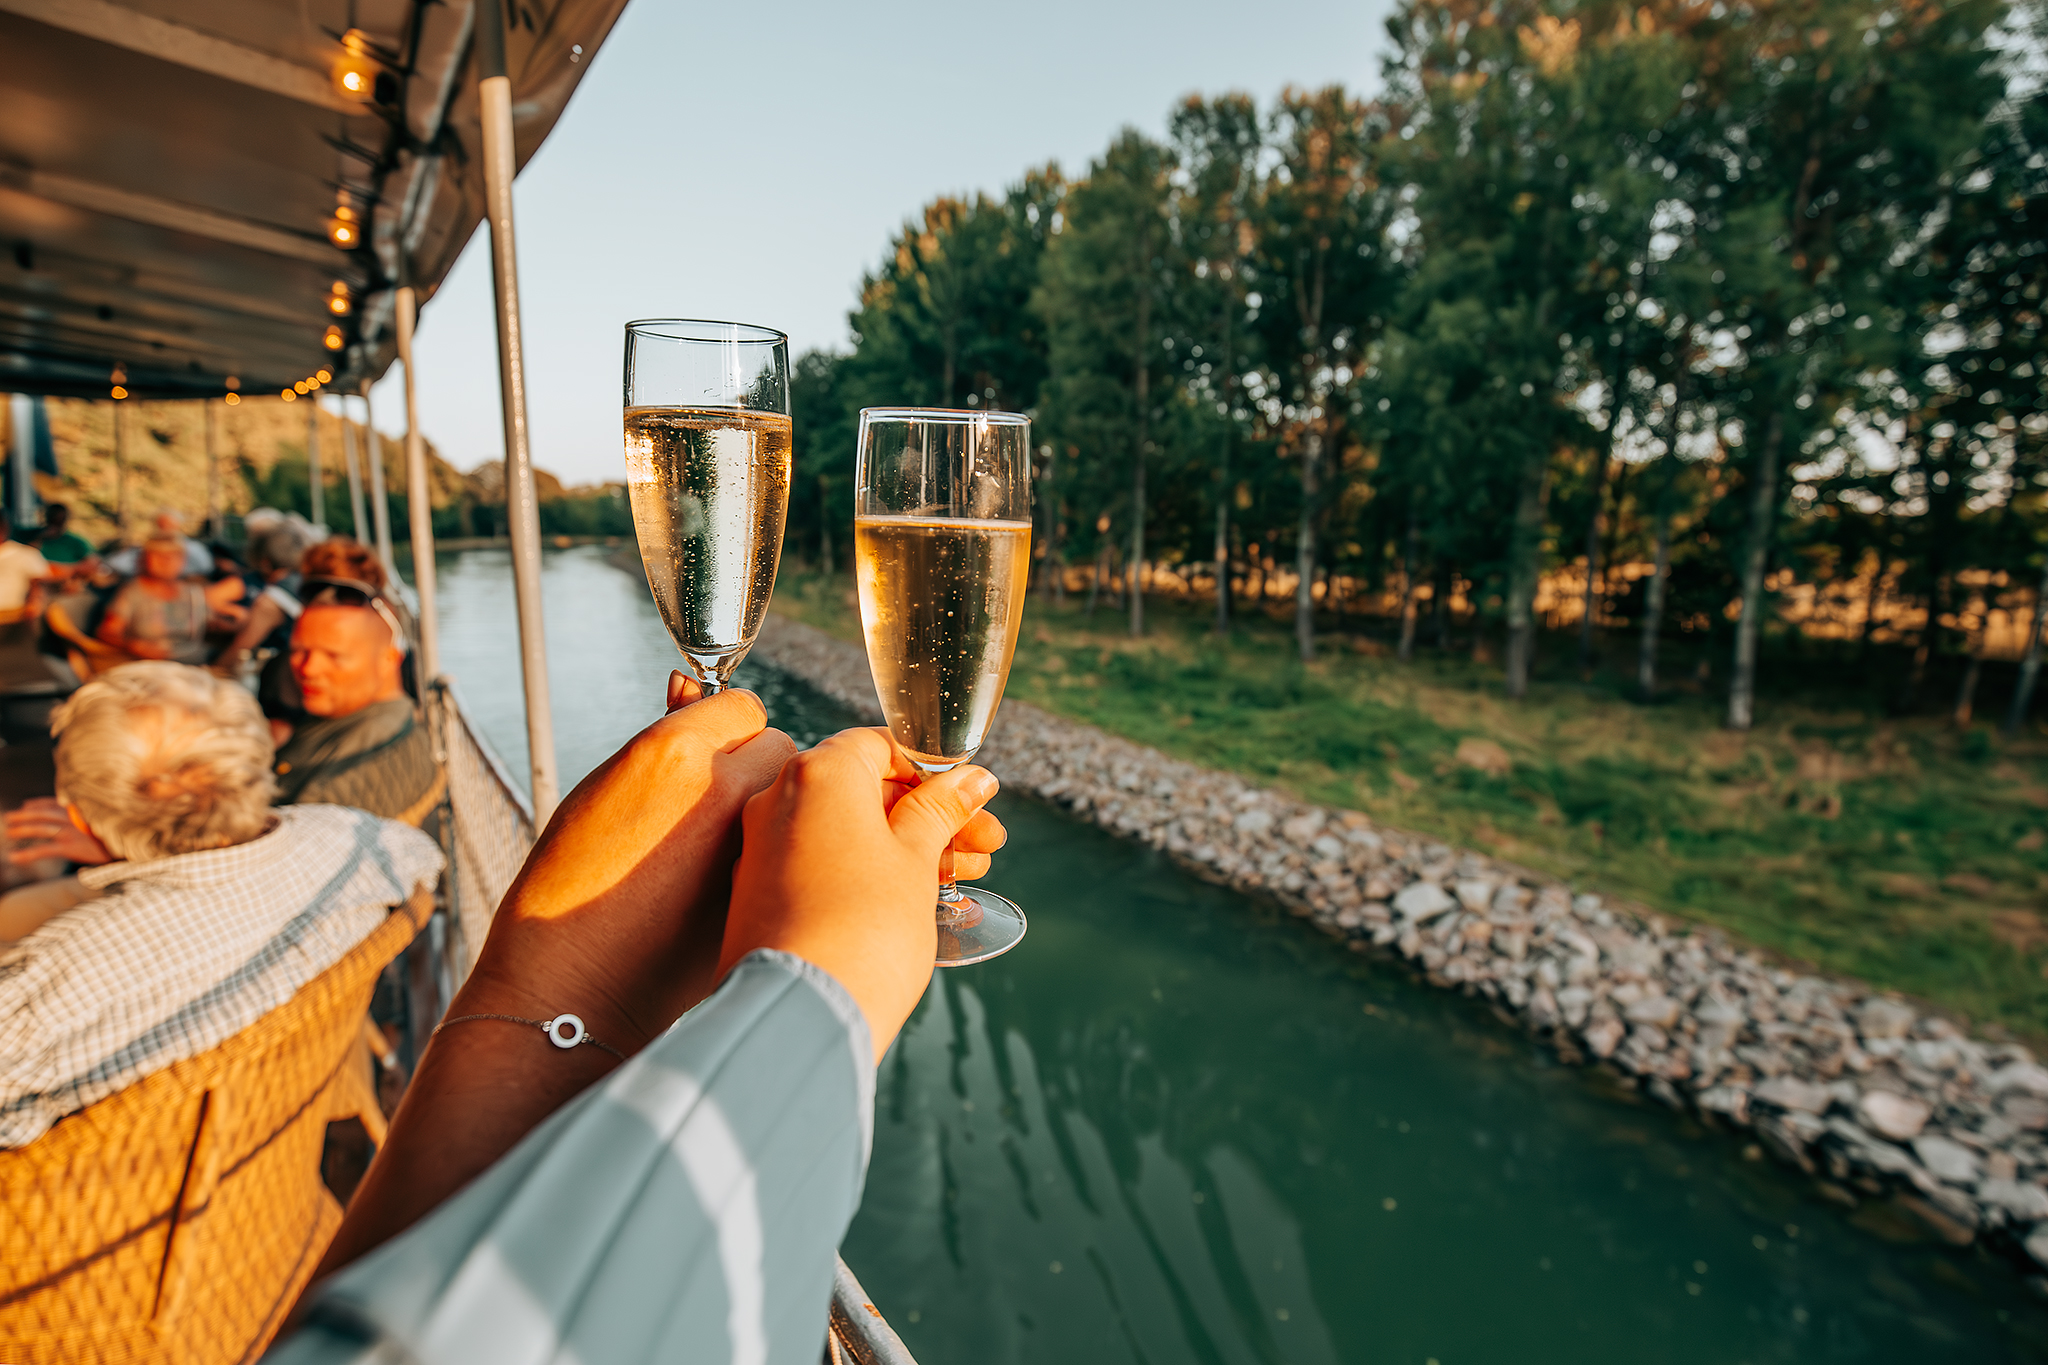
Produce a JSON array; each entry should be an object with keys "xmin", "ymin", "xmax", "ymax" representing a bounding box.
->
[
  {"xmin": 624, "ymin": 406, "xmax": 791, "ymax": 683},
  {"xmin": 855, "ymin": 516, "xmax": 1031, "ymax": 769}
]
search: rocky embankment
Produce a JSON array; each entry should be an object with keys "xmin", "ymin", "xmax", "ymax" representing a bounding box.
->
[{"xmin": 751, "ymin": 613, "xmax": 2048, "ymax": 1268}]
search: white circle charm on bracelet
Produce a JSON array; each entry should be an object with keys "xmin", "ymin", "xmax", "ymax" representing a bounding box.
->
[{"xmin": 545, "ymin": 1013, "xmax": 587, "ymax": 1049}]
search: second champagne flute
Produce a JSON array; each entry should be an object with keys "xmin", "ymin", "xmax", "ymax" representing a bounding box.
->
[
  {"xmin": 623, "ymin": 319, "xmax": 791, "ymax": 693},
  {"xmin": 855, "ymin": 407, "xmax": 1033, "ymax": 966}
]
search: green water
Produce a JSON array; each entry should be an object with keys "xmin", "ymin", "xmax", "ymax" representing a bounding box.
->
[{"xmin": 439, "ymin": 546, "xmax": 2048, "ymax": 1364}]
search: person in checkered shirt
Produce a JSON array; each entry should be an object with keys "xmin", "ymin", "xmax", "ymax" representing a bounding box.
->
[{"xmin": 0, "ymin": 663, "xmax": 442, "ymax": 1147}]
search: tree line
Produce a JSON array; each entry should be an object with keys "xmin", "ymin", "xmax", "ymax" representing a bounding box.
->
[{"xmin": 788, "ymin": 0, "xmax": 2048, "ymax": 732}]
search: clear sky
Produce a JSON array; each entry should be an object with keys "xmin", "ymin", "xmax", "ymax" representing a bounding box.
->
[{"xmin": 370, "ymin": 0, "xmax": 1393, "ymax": 487}]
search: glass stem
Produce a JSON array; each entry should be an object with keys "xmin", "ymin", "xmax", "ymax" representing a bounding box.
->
[{"xmin": 935, "ymin": 850, "xmax": 974, "ymax": 923}]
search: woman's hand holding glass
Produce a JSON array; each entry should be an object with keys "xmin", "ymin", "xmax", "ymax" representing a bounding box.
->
[{"xmin": 723, "ymin": 728, "xmax": 1006, "ymax": 1063}]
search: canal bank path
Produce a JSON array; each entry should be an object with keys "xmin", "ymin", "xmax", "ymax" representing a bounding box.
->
[{"xmin": 748, "ymin": 610, "xmax": 2048, "ymax": 1277}]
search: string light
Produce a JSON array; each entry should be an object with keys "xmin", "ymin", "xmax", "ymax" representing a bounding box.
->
[
  {"xmin": 225, "ymin": 393, "xmax": 242, "ymax": 406},
  {"xmin": 110, "ymin": 385, "xmax": 128, "ymax": 400},
  {"xmin": 328, "ymin": 203, "xmax": 359, "ymax": 249},
  {"xmin": 281, "ymin": 388, "xmax": 297, "ymax": 401},
  {"xmin": 324, "ymin": 326, "xmax": 346, "ymax": 351},
  {"xmin": 329, "ymin": 280, "xmax": 352, "ymax": 316},
  {"xmin": 294, "ymin": 380, "xmax": 310, "ymax": 395},
  {"xmin": 316, "ymin": 369, "xmax": 332, "ymax": 383},
  {"xmin": 332, "ymin": 29, "xmax": 378, "ymax": 102}
]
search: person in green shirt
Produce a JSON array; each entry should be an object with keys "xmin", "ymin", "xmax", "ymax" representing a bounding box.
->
[{"xmin": 33, "ymin": 504, "xmax": 92, "ymax": 581}]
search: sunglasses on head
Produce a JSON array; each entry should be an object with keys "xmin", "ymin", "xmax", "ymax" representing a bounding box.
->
[{"xmin": 301, "ymin": 576, "xmax": 410, "ymax": 655}]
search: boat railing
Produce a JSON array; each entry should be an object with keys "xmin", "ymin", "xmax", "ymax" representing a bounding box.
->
[
  {"xmin": 423, "ymin": 673, "xmax": 921, "ymax": 1365},
  {"xmin": 428, "ymin": 675, "xmax": 536, "ymax": 982}
]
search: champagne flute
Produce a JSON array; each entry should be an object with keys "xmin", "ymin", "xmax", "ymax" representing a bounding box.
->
[
  {"xmin": 623, "ymin": 319, "xmax": 791, "ymax": 693},
  {"xmin": 854, "ymin": 408, "xmax": 1032, "ymax": 966}
]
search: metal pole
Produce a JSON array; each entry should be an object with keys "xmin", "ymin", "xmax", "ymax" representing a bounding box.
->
[
  {"xmin": 113, "ymin": 400, "xmax": 127, "ymax": 537},
  {"xmin": 342, "ymin": 399, "xmax": 369, "ymax": 543},
  {"xmin": 307, "ymin": 397, "xmax": 326, "ymax": 530},
  {"xmin": 10, "ymin": 393, "xmax": 35, "ymax": 529},
  {"xmin": 477, "ymin": 0, "xmax": 560, "ymax": 826},
  {"xmin": 203, "ymin": 399, "xmax": 220, "ymax": 539},
  {"xmin": 362, "ymin": 379, "xmax": 397, "ymax": 578},
  {"xmin": 396, "ymin": 286, "xmax": 441, "ymax": 684}
]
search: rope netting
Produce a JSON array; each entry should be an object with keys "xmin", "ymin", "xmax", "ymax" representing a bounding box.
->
[{"xmin": 431, "ymin": 681, "xmax": 535, "ymax": 978}]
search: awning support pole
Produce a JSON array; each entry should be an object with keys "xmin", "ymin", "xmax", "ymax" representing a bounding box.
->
[
  {"xmin": 395, "ymin": 287, "xmax": 441, "ymax": 684},
  {"xmin": 307, "ymin": 397, "xmax": 325, "ymax": 530},
  {"xmin": 113, "ymin": 401, "xmax": 127, "ymax": 536},
  {"xmin": 11, "ymin": 394, "xmax": 36, "ymax": 528},
  {"xmin": 362, "ymin": 380, "xmax": 397, "ymax": 579},
  {"xmin": 476, "ymin": 0, "xmax": 560, "ymax": 827},
  {"xmin": 203, "ymin": 398, "xmax": 220, "ymax": 538},
  {"xmin": 342, "ymin": 399, "xmax": 369, "ymax": 543}
]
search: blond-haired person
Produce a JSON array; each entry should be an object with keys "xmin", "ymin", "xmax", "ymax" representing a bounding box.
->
[{"xmin": 0, "ymin": 662, "xmax": 441, "ymax": 1147}]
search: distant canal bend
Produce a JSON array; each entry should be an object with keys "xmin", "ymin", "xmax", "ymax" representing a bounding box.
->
[{"xmin": 434, "ymin": 545, "xmax": 2048, "ymax": 1364}]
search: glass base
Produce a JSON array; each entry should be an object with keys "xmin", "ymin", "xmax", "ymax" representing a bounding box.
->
[{"xmin": 934, "ymin": 886, "xmax": 1027, "ymax": 967}]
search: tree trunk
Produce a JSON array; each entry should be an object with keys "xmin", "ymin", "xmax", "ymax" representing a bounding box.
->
[
  {"xmin": 1503, "ymin": 452, "xmax": 1551, "ymax": 699},
  {"xmin": 1726, "ymin": 410, "xmax": 1784, "ymax": 731},
  {"xmin": 1433, "ymin": 564, "xmax": 1453, "ymax": 647},
  {"xmin": 1086, "ymin": 538, "xmax": 1110, "ymax": 619},
  {"xmin": 1129, "ymin": 284, "xmax": 1149, "ymax": 639},
  {"xmin": 1856, "ymin": 554, "xmax": 1884, "ymax": 658},
  {"xmin": 1397, "ymin": 507, "xmax": 1421, "ymax": 663},
  {"xmin": 1295, "ymin": 426, "xmax": 1323, "ymax": 661},
  {"xmin": 1954, "ymin": 621, "xmax": 1985, "ymax": 727},
  {"xmin": 1037, "ymin": 445, "xmax": 1058, "ymax": 597},
  {"xmin": 818, "ymin": 475, "xmax": 833, "ymax": 575},
  {"xmin": 2005, "ymin": 555, "xmax": 2048, "ymax": 736},
  {"xmin": 1637, "ymin": 506, "xmax": 1671, "ymax": 699},
  {"xmin": 1579, "ymin": 381, "xmax": 1622, "ymax": 674},
  {"xmin": 1214, "ymin": 276, "xmax": 1236, "ymax": 635}
]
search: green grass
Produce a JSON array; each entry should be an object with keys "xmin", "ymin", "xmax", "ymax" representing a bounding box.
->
[{"xmin": 773, "ymin": 571, "xmax": 2048, "ymax": 1042}]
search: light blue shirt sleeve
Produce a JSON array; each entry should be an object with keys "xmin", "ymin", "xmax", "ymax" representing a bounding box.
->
[{"xmin": 267, "ymin": 949, "xmax": 874, "ymax": 1365}]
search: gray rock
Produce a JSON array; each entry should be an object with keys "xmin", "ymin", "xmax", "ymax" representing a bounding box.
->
[
  {"xmin": 1279, "ymin": 810, "xmax": 1325, "ymax": 846},
  {"xmin": 1753, "ymin": 1076, "xmax": 1832, "ymax": 1114},
  {"xmin": 1913, "ymin": 1134, "xmax": 1983, "ymax": 1185},
  {"xmin": 1233, "ymin": 808, "xmax": 1276, "ymax": 837},
  {"xmin": 2026, "ymin": 1224, "xmax": 2048, "ymax": 1270},
  {"xmin": 1454, "ymin": 878, "xmax": 1495, "ymax": 912},
  {"xmin": 1856, "ymin": 998, "xmax": 1918, "ymax": 1041},
  {"xmin": 1582, "ymin": 1016, "xmax": 1625, "ymax": 1059},
  {"xmin": 1990, "ymin": 1063, "xmax": 2048, "ymax": 1097},
  {"xmin": 1858, "ymin": 1090, "xmax": 1933, "ymax": 1142},
  {"xmin": 1697, "ymin": 1086, "xmax": 1752, "ymax": 1125},
  {"xmin": 1557, "ymin": 986, "xmax": 1594, "ymax": 1029},
  {"xmin": 1392, "ymin": 881, "xmax": 1457, "ymax": 922},
  {"xmin": 1624, "ymin": 994, "xmax": 1683, "ymax": 1029},
  {"xmin": 1980, "ymin": 1178, "xmax": 2048, "ymax": 1222}
]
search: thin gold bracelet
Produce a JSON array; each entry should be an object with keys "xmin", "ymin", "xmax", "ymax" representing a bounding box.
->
[{"xmin": 432, "ymin": 1011, "xmax": 625, "ymax": 1060}]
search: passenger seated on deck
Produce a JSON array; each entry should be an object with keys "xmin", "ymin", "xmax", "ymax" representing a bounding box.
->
[
  {"xmin": 0, "ymin": 663, "xmax": 441, "ymax": 1147},
  {"xmin": 0, "ymin": 520, "xmax": 53, "ymax": 626},
  {"xmin": 269, "ymin": 544, "xmax": 437, "ymax": 823},
  {"xmin": 33, "ymin": 503, "xmax": 95, "ymax": 587},
  {"xmin": 95, "ymin": 533, "xmax": 241, "ymax": 664},
  {"xmin": 104, "ymin": 509, "xmax": 214, "ymax": 579},
  {"xmin": 213, "ymin": 509, "xmax": 321, "ymax": 681},
  {"xmin": 267, "ymin": 675, "xmax": 1007, "ymax": 1365}
]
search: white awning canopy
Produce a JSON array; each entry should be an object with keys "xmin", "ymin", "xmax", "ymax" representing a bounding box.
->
[{"xmin": 0, "ymin": 0, "xmax": 628, "ymax": 400}]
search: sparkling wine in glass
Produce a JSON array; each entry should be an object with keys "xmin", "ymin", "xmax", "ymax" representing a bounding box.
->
[
  {"xmin": 623, "ymin": 320, "xmax": 791, "ymax": 692},
  {"xmin": 854, "ymin": 408, "xmax": 1032, "ymax": 966}
]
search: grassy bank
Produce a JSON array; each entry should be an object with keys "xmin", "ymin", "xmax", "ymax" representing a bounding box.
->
[{"xmin": 771, "ymin": 570, "xmax": 2048, "ymax": 1041}]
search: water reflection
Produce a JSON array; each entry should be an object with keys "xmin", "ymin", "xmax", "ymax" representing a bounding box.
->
[{"xmin": 432, "ymin": 546, "xmax": 2048, "ymax": 1365}]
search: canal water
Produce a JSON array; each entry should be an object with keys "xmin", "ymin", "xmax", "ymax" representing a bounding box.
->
[{"xmin": 435, "ymin": 545, "xmax": 2048, "ymax": 1364}]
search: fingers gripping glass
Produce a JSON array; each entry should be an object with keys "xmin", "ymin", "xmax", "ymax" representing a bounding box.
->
[
  {"xmin": 855, "ymin": 408, "xmax": 1032, "ymax": 967},
  {"xmin": 622, "ymin": 320, "xmax": 793, "ymax": 694}
]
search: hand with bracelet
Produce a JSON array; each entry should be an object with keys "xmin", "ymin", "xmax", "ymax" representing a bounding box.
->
[{"xmin": 311, "ymin": 671, "xmax": 1008, "ymax": 1281}]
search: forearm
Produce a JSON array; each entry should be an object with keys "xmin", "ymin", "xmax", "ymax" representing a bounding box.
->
[{"xmin": 312, "ymin": 973, "xmax": 624, "ymax": 1278}]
